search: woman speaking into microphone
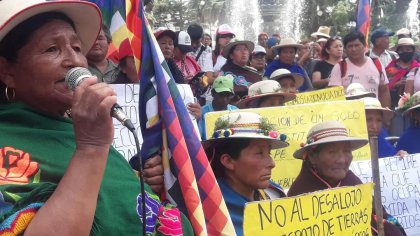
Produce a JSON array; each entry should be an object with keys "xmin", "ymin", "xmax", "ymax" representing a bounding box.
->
[{"xmin": 0, "ymin": 0, "xmax": 192, "ymax": 235}]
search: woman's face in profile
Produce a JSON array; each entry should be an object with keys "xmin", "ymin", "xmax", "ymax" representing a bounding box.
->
[
  {"xmin": 309, "ymin": 142, "xmax": 353, "ymax": 185},
  {"xmin": 2, "ymin": 19, "xmax": 87, "ymax": 116}
]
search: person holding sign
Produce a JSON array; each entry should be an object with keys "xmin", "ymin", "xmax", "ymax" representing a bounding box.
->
[
  {"xmin": 288, "ymin": 121, "xmax": 406, "ymax": 235},
  {"xmin": 236, "ymin": 80, "xmax": 296, "ymax": 108},
  {"xmin": 203, "ymin": 112, "xmax": 288, "ymax": 236}
]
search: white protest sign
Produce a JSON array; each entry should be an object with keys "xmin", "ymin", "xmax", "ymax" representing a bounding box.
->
[
  {"xmin": 110, "ymin": 84, "xmax": 201, "ymax": 161},
  {"xmin": 350, "ymin": 154, "xmax": 420, "ymax": 235},
  {"xmin": 176, "ymin": 84, "xmax": 201, "ymax": 140},
  {"xmin": 111, "ymin": 84, "xmax": 142, "ymax": 161}
]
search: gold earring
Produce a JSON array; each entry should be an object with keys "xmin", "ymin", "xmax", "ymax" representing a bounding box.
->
[{"xmin": 5, "ymin": 86, "xmax": 15, "ymax": 102}]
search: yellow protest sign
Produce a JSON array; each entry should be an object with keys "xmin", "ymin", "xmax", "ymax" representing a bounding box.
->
[
  {"xmin": 285, "ymin": 86, "xmax": 345, "ymax": 105},
  {"xmin": 243, "ymin": 183, "xmax": 374, "ymax": 236},
  {"xmin": 204, "ymin": 100, "xmax": 370, "ymax": 189}
]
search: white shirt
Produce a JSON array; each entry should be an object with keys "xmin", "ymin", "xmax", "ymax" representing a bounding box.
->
[
  {"xmin": 189, "ymin": 44, "xmax": 214, "ymax": 72},
  {"xmin": 370, "ymin": 49, "xmax": 398, "ymax": 68}
]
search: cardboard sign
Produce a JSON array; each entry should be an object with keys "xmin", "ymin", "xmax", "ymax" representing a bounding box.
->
[
  {"xmin": 243, "ymin": 183, "xmax": 373, "ymax": 236},
  {"xmin": 350, "ymin": 154, "xmax": 420, "ymax": 235},
  {"xmin": 111, "ymin": 84, "xmax": 200, "ymax": 161},
  {"xmin": 204, "ymin": 100, "xmax": 370, "ymax": 189},
  {"xmin": 111, "ymin": 84, "xmax": 142, "ymax": 161}
]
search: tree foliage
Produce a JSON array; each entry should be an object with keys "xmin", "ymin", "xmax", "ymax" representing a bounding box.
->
[{"xmin": 153, "ymin": 0, "xmax": 418, "ymax": 40}]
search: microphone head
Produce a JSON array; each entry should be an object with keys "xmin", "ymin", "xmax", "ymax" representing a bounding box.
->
[{"xmin": 65, "ymin": 67, "xmax": 93, "ymax": 91}]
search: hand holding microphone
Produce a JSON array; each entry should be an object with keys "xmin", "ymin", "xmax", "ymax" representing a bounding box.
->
[{"xmin": 65, "ymin": 67, "xmax": 135, "ymax": 132}]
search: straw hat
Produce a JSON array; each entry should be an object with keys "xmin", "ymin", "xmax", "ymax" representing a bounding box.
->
[
  {"xmin": 396, "ymin": 28, "xmax": 411, "ymax": 37},
  {"xmin": 311, "ymin": 26, "xmax": 331, "ymax": 39},
  {"xmin": 271, "ymin": 38, "xmax": 303, "ymax": 54},
  {"xmin": 202, "ymin": 112, "xmax": 289, "ymax": 149},
  {"xmin": 222, "ymin": 39, "xmax": 254, "ymax": 58},
  {"xmin": 345, "ymin": 83, "xmax": 376, "ymax": 100},
  {"xmin": 361, "ymin": 97, "xmax": 394, "ymax": 121},
  {"xmin": 293, "ymin": 121, "xmax": 368, "ymax": 159},
  {"xmin": 269, "ymin": 68, "xmax": 304, "ymax": 89},
  {"xmin": 236, "ymin": 80, "xmax": 296, "ymax": 108},
  {"xmin": 396, "ymin": 37, "xmax": 415, "ymax": 50},
  {"xmin": 0, "ymin": 0, "xmax": 102, "ymax": 55}
]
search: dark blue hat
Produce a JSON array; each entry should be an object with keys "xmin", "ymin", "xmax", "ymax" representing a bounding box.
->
[{"xmin": 371, "ymin": 28, "xmax": 395, "ymax": 44}]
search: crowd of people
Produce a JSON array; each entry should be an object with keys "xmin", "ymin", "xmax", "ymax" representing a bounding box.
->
[{"xmin": 0, "ymin": 0, "xmax": 419, "ymax": 235}]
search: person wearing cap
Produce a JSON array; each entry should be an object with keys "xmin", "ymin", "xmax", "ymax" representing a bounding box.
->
[
  {"xmin": 220, "ymin": 40, "xmax": 261, "ymax": 102},
  {"xmin": 154, "ymin": 28, "xmax": 185, "ymax": 84},
  {"xmin": 236, "ymin": 80, "xmax": 296, "ymax": 108},
  {"xmin": 203, "ymin": 111, "xmax": 288, "ymax": 235},
  {"xmin": 328, "ymin": 31, "xmax": 391, "ymax": 108},
  {"xmin": 264, "ymin": 38, "xmax": 313, "ymax": 92},
  {"xmin": 112, "ymin": 38, "xmax": 138, "ymax": 84},
  {"xmin": 288, "ymin": 121, "xmax": 406, "ymax": 235},
  {"xmin": 399, "ymin": 38, "xmax": 420, "ymax": 95},
  {"xmin": 312, "ymin": 37, "xmax": 343, "ymax": 89},
  {"xmin": 269, "ymin": 68, "xmax": 304, "ymax": 93},
  {"xmin": 386, "ymin": 37, "xmax": 420, "ymax": 137},
  {"xmin": 174, "ymin": 31, "xmax": 201, "ymax": 83},
  {"xmin": 86, "ymin": 23, "xmax": 121, "ymax": 84},
  {"xmin": 368, "ymin": 28, "xmax": 397, "ymax": 68},
  {"xmin": 249, "ymin": 45, "xmax": 267, "ymax": 76},
  {"xmin": 396, "ymin": 28, "xmax": 420, "ymax": 63},
  {"xmin": 198, "ymin": 76, "xmax": 238, "ymax": 140},
  {"xmin": 0, "ymin": 1, "xmax": 193, "ymax": 235},
  {"xmin": 396, "ymin": 91, "xmax": 420, "ymax": 154},
  {"xmin": 213, "ymin": 24, "xmax": 235, "ymax": 72},
  {"xmin": 361, "ymin": 97, "xmax": 407, "ymax": 158}
]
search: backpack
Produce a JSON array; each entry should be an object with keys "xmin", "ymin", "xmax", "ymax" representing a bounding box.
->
[{"xmin": 339, "ymin": 57, "xmax": 383, "ymax": 81}]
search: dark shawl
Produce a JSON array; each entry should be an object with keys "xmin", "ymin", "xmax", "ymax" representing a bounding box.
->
[{"xmin": 288, "ymin": 161, "xmax": 406, "ymax": 236}]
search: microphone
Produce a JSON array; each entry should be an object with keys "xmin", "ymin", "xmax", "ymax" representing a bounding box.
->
[{"xmin": 65, "ymin": 67, "xmax": 135, "ymax": 131}]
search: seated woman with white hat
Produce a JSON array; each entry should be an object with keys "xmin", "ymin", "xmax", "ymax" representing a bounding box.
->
[
  {"xmin": 203, "ymin": 112, "xmax": 288, "ymax": 236},
  {"xmin": 236, "ymin": 80, "xmax": 296, "ymax": 108},
  {"xmin": 288, "ymin": 121, "xmax": 406, "ymax": 235},
  {"xmin": 269, "ymin": 68, "xmax": 304, "ymax": 93}
]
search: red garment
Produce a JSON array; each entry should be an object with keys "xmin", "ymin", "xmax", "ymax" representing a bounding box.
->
[
  {"xmin": 175, "ymin": 55, "xmax": 201, "ymax": 82},
  {"xmin": 288, "ymin": 162, "xmax": 406, "ymax": 236},
  {"xmin": 386, "ymin": 59, "xmax": 420, "ymax": 89}
]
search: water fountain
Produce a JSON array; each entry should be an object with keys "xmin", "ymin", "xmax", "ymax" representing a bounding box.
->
[
  {"xmin": 406, "ymin": 0, "xmax": 419, "ymax": 41},
  {"xmin": 225, "ymin": 0, "xmax": 262, "ymax": 42}
]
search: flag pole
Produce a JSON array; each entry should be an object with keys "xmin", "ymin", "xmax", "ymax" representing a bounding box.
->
[{"xmin": 370, "ymin": 136, "xmax": 385, "ymax": 236}]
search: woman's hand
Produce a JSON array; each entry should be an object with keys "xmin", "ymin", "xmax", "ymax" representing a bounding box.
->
[
  {"xmin": 144, "ymin": 155, "xmax": 164, "ymax": 194},
  {"xmin": 71, "ymin": 77, "xmax": 117, "ymax": 152},
  {"xmin": 187, "ymin": 102, "xmax": 202, "ymax": 120},
  {"xmin": 396, "ymin": 150, "xmax": 408, "ymax": 159}
]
